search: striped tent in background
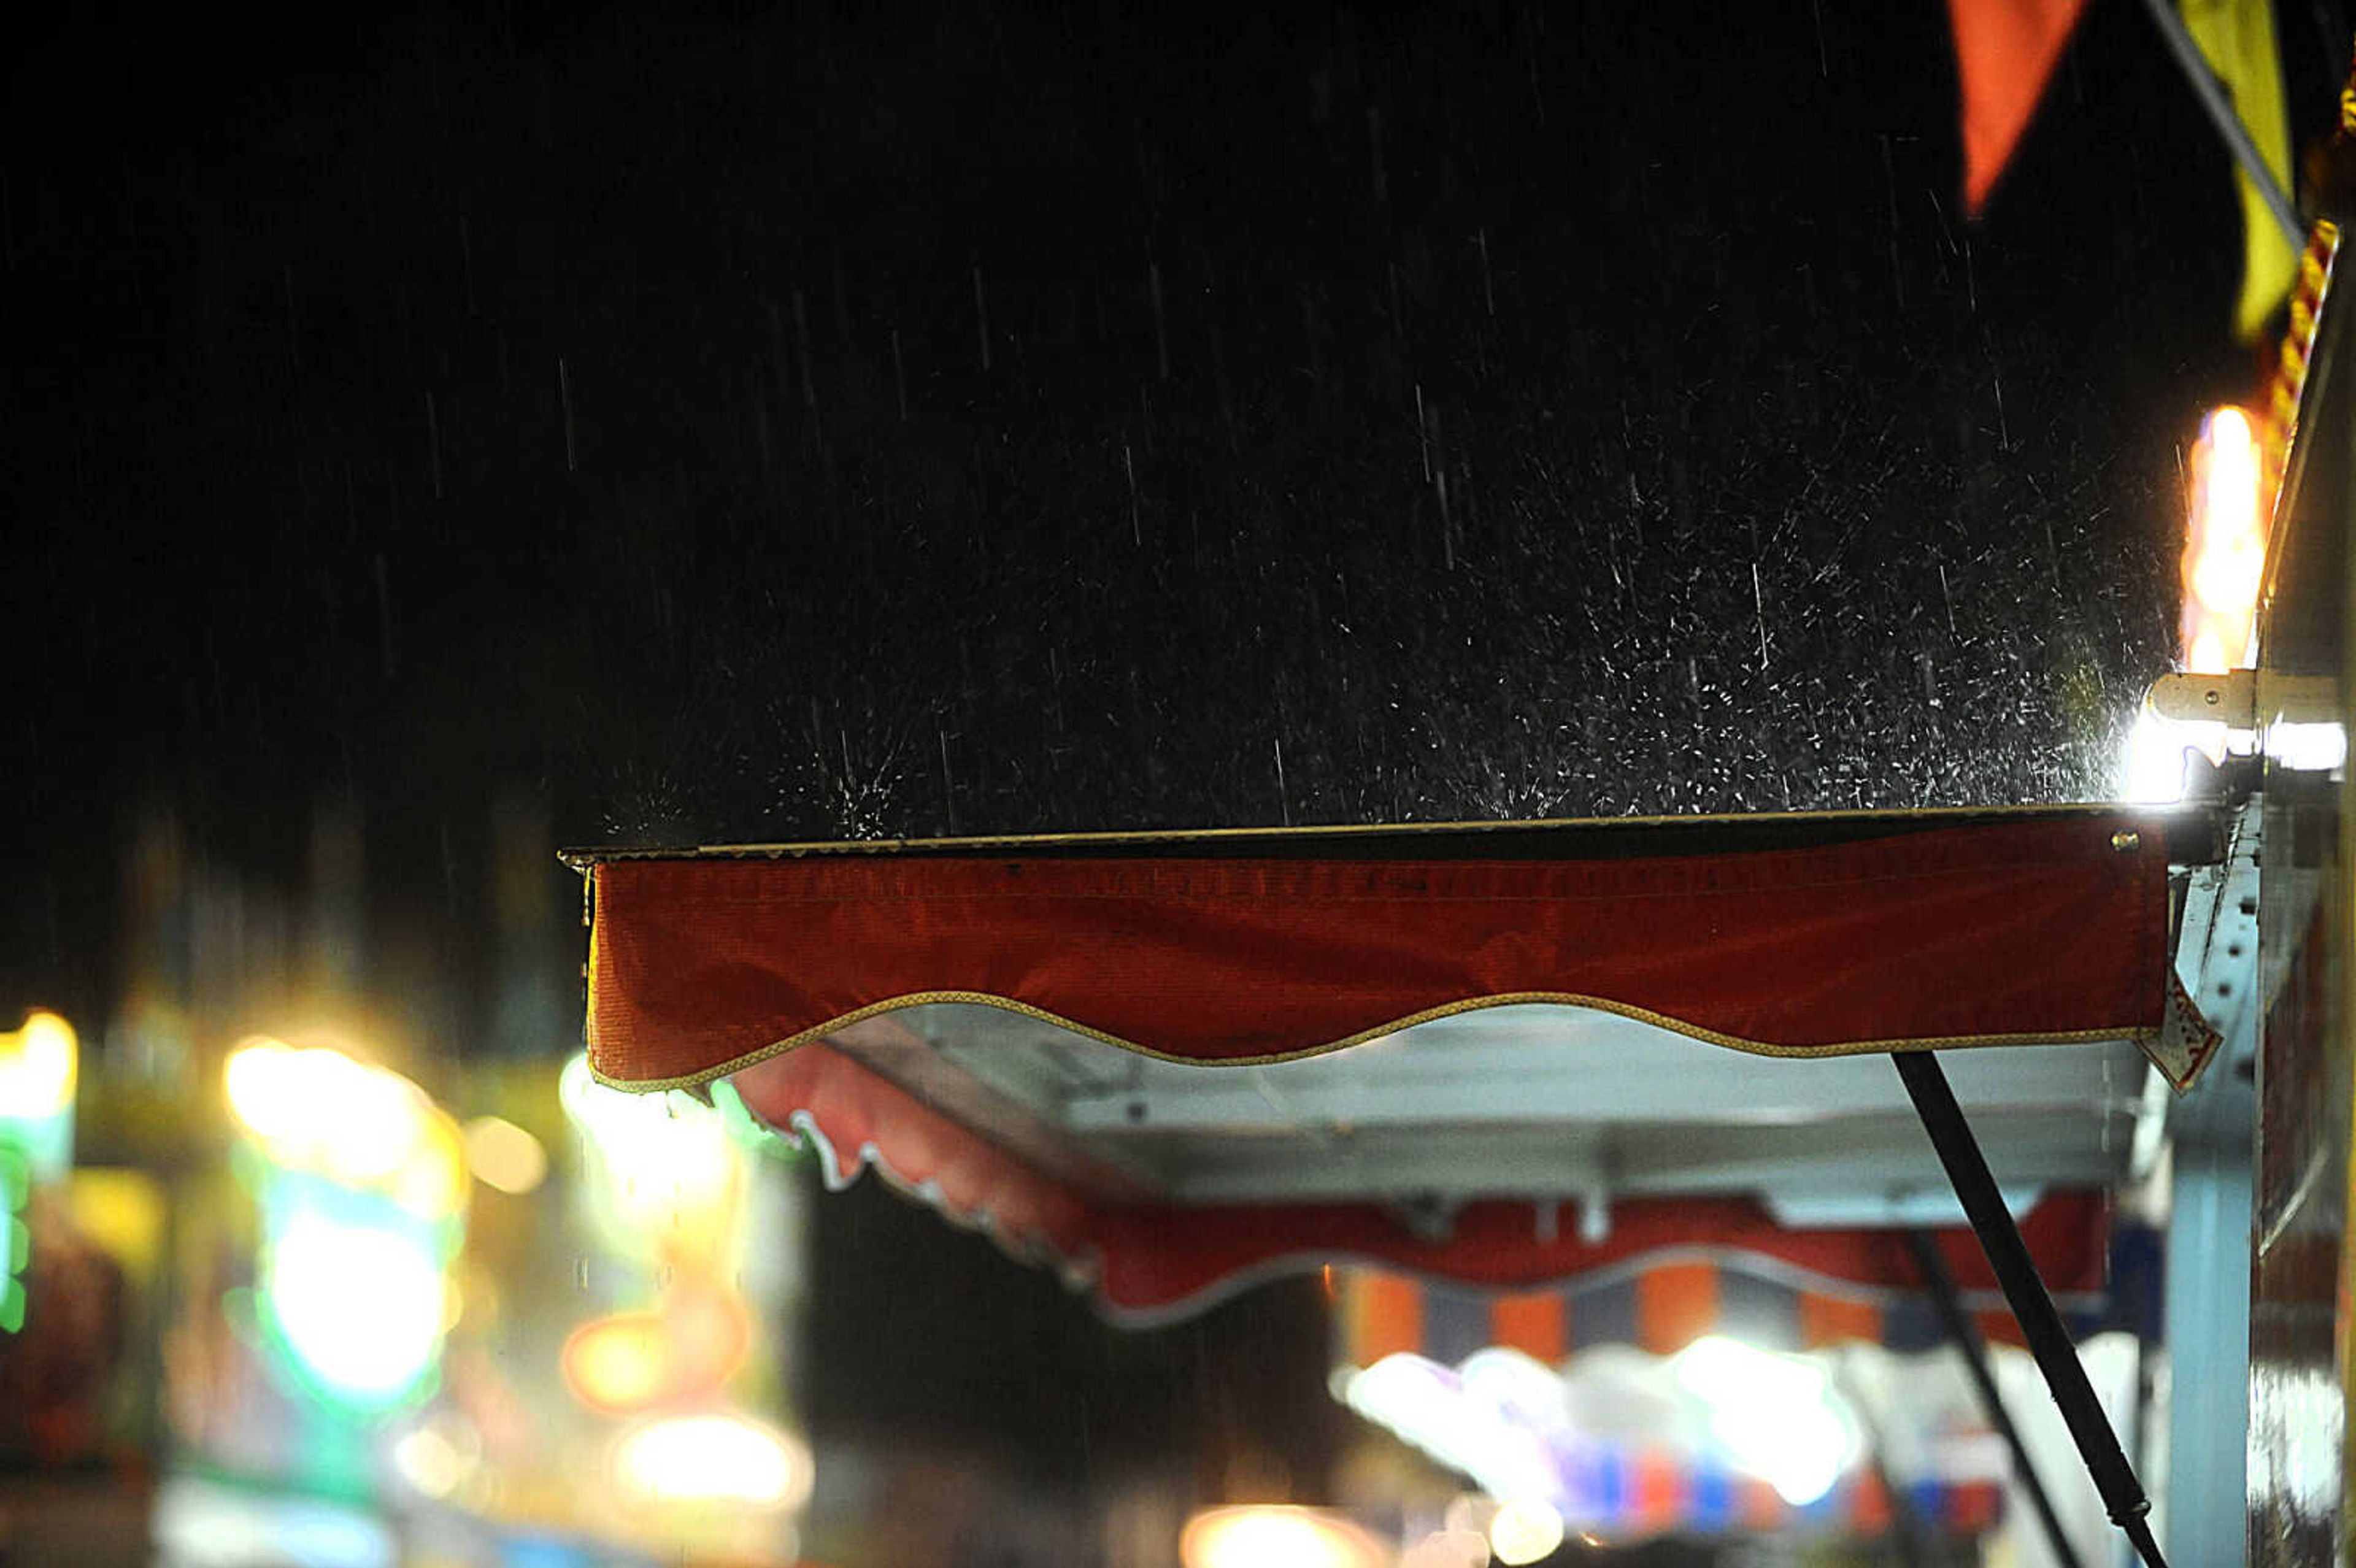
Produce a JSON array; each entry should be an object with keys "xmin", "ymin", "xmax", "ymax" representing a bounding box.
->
[
  {"xmin": 1328, "ymin": 1202, "xmax": 2160, "ymax": 1543},
  {"xmin": 1333, "ymin": 1249, "xmax": 2120, "ymax": 1369},
  {"xmin": 1333, "ymin": 1193, "xmax": 2152, "ymax": 1368}
]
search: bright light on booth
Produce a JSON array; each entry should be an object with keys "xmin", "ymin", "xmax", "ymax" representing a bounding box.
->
[
  {"xmin": 1179, "ymin": 1506, "xmax": 1389, "ymax": 1568},
  {"xmin": 611, "ymin": 1413, "xmax": 813, "ymax": 1510},
  {"xmin": 2128, "ymin": 403, "xmax": 2284, "ymax": 804},
  {"xmin": 264, "ymin": 1209, "xmax": 451, "ymax": 1405},
  {"xmin": 1672, "ymin": 1335, "xmax": 1861, "ymax": 1506},
  {"xmin": 2121, "ymin": 707, "xmax": 2228, "ymax": 804},
  {"xmin": 2182, "ymin": 405, "xmax": 2268, "ymax": 674},
  {"xmin": 2271, "ymin": 720, "xmax": 2349, "ymax": 774}
]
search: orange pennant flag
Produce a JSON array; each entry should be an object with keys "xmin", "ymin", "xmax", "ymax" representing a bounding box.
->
[{"xmin": 1949, "ymin": 0, "xmax": 2091, "ymax": 215}]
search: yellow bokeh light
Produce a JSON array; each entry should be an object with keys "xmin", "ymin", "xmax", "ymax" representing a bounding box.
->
[
  {"xmin": 1179, "ymin": 1507, "xmax": 1389, "ymax": 1568},
  {"xmin": 460, "ymin": 1115, "xmax": 548, "ymax": 1195},
  {"xmin": 224, "ymin": 1037, "xmax": 302, "ymax": 1144},
  {"xmin": 1488, "ymin": 1499, "xmax": 1565, "ymax": 1566},
  {"xmin": 224, "ymin": 1040, "xmax": 466, "ymax": 1218},
  {"xmin": 0, "ymin": 1011, "xmax": 79, "ymax": 1121},
  {"xmin": 564, "ymin": 1316, "xmax": 671, "ymax": 1412},
  {"xmin": 389, "ymin": 1115, "xmax": 468, "ymax": 1221},
  {"xmin": 610, "ymin": 1414, "xmax": 812, "ymax": 1511},
  {"xmin": 392, "ymin": 1424, "xmax": 473, "ymax": 1500}
]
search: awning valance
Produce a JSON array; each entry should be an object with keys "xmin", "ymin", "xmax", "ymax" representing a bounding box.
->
[{"xmin": 581, "ymin": 805, "xmax": 2193, "ymax": 1093}]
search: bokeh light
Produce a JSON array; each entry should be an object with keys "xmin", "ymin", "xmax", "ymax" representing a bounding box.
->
[
  {"xmin": 610, "ymin": 1414, "xmax": 813, "ymax": 1510},
  {"xmin": 0, "ymin": 1011, "xmax": 79, "ymax": 1124},
  {"xmin": 263, "ymin": 1205, "xmax": 451, "ymax": 1407},
  {"xmin": 460, "ymin": 1114, "xmax": 548, "ymax": 1194},
  {"xmin": 1179, "ymin": 1506, "xmax": 1390, "ymax": 1568},
  {"xmin": 1487, "ymin": 1498, "xmax": 1565, "ymax": 1565},
  {"xmin": 1671, "ymin": 1335, "xmax": 1862, "ymax": 1506}
]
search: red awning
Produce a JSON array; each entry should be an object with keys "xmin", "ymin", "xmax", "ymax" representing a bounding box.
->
[{"xmin": 572, "ymin": 805, "xmax": 2204, "ymax": 1316}]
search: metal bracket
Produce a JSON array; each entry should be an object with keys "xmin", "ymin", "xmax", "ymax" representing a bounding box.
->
[
  {"xmin": 2149, "ymin": 670, "xmax": 2257, "ymax": 727},
  {"xmin": 2147, "ymin": 669, "xmax": 2339, "ymax": 729}
]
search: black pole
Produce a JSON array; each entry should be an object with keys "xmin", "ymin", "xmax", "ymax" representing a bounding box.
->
[
  {"xmin": 1892, "ymin": 1050, "xmax": 2171, "ymax": 1568},
  {"xmin": 1904, "ymin": 1227, "xmax": 2087, "ymax": 1568}
]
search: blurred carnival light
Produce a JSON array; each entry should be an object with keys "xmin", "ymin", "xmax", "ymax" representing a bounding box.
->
[
  {"xmin": 1671, "ymin": 1335, "xmax": 1861, "ymax": 1506},
  {"xmin": 1486, "ymin": 1499, "xmax": 1565, "ymax": 1566},
  {"xmin": 563, "ymin": 1313, "xmax": 671, "ymax": 1413},
  {"xmin": 224, "ymin": 1038, "xmax": 331, "ymax": 1148},
  {"xmin": 561, "ymin": 1277, "xmax": 752, "ymax": 1415},
  {"xmin": 0, "ymin": 1010, "xmax": 79, "ymax": 1181},
  {"xmin": 264, "ymin": 1202, "xmax": 450, "ymax": 1406},
  {"xmin": 1179, "ymin": 1506, "xmax": 1390, "ymax": 1568},
  {"xmin": 1339, "ymin": 1351, "xmax": 1558, "ymax": 1508},
  {"xmin": 0, "ymin": 1012, "xmax": 78, "ymax": 1126},
  {"xmin": 0, "ymin": 1148, "xmax": 28, "ymax": 1334},
  {"xmin": 0, "ymin": 1010, "xmax": 82, "ymax": 1333},
  {"xmin": 460, "ymin": 1113, "xmax": 547, "ymax": 1194},
  {"xmin": 390, "ymin": 1418, "xmax": 479, "ymax": 1501},
  {"xmin": 223, "ymin": 1040, "xmax": 466, "ymax": 1414},
  {"xmin": 152, "ymin": 1473, "xmax": 397, "ymax": 1568},
  {"xmin": 610, "ymin": 1413, "xmax": 813, "ymax": 1510},
  {"xmin": 226, "ymin": 1039, "xmax": 463, "ymax": 1205}
]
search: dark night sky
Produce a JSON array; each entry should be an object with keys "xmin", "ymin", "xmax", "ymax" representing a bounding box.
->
[{"xmin": 1, "ymin": 1, "xmax": 2323, "ymax": 1031}]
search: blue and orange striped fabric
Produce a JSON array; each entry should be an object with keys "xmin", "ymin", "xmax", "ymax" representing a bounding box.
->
[{"xmin": 1334, "ymin": 1250, "xmax": 2128, "ymax": 1369}]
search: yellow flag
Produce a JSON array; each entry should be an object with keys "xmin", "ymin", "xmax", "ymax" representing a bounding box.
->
[{"xmin": 2182, "ymin": 0, "xmax": 2298, "ymax": 340}]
